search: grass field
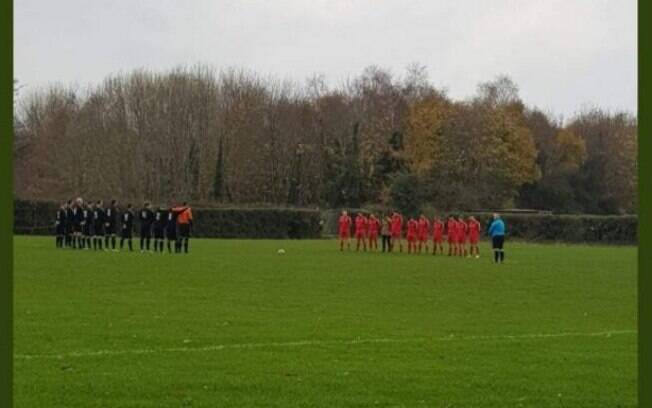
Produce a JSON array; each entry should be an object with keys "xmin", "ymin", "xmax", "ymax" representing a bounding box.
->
[{"xmin": 14, "ymin": 236, "xmax": 637, "ymax": 407}]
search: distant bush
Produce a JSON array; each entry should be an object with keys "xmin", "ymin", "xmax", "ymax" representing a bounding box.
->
[{"xmin": 14, "ymin": 200, "xmax": 322, "ymax": 239}]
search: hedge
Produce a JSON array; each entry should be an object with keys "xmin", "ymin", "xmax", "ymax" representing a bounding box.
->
[
  {"xmin": 14, "ymin": 200, "xmax": 637, "ymax": 243},
  {"xmin": 321, "ymin": 208, "xmax": 637, "ymax": 244},
  {"xmin": 14, "ymin": 200, "xmax": 322, "ymax": 239}
]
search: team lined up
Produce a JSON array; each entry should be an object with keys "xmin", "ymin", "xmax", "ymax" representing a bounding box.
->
[
  {"xmin": 338, "ymin": 211, "xmax": 482, "ymax": 257},
  {"xmin": 54, "ymin": 198, "xmax": 194, "ymax": 253}
]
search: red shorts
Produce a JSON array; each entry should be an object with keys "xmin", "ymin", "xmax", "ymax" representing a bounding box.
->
[
  {"xmin": 458, "ymin": 235, "xmax": 467, "ymax": 244},
  {"xmin": 469, "ymin": 234, "xmax": 479, "ymax": 244},
  {"xmin": 433, "ymin": 234, "xmax": 443, "ymax": 243},
  {"xmin": 355, "ymin": 231, "xmax": 366, "ymax": 239},
  {"xmin": 448, "ymin": 235, "xmax": 455, "ymax": 244},
  {"xmin": 368, "ymin": 232, "xmax": 378, "ymax": 240},
  {"xmin": 407, "ymin": 233, "xmax": 417, "ymax": 242},
  {"xmin": 339, "ymin": 230, "xmax": 350, "ymax": 239},
  {"xmin": 418, "ymin": 233, "xmax": 428, "ymax": 242},
  {"xmin": 391, "ymin": 230, "xmax": 401, "ymax": 239}
]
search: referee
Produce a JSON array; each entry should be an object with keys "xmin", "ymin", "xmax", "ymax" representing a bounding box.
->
[{"xmin": 488, "ymin": 213, "xmax": 506, "ymax": 263}]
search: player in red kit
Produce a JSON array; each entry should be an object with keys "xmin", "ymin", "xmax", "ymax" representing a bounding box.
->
[
  {"xmin": 406, "ymin": 217, "xmax": 418, "ymax": 254},
  {"xmin": 447, "ymin": 216, "xmax": 457, "ymax": 256},
  {"xmin": 457, "ymin": 216, "xmax": 469, "ymax": 257},
  {"xmin": 432, "ymin": 216, "xmax": 444, "ymax": 255},
  {"xmin": 354, "ymin": 213, "xmax": 368, "ymax": 251},
  {"xmin": 390, "ymin": 212, "xmax": 404, "ymax": 252},
  {"xmin": 467, "ymin": 216, "xmax": 481, "ymax": 258},
  {"xmin": 338, "ymin": 210, "xmax": 352, "ymax": 251},
  {"xmin": 367, "ymin": 214, "xmax": 380, "ymax": 251},
  {"xmin": 417, "ymin": 214, "xmax": 430, "ymax": 254}
]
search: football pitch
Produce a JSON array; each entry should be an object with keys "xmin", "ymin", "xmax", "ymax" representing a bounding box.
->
[{"xmin": 14, "ymin": 236, "xmax": 637, "ymax": 407}]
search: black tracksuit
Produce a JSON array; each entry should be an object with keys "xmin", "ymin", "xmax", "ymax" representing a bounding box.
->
[
  {"xmin": 120, "ymin": 209, "xmax": 134, "ymax": 251},
  {"xmin": 139, "ymin": 208, "xmax": 154, "ymax": 251}
]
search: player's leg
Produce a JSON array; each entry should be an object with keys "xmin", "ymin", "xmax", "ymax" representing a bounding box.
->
[
  {"xmin": 492, "ymin": 236, "xmax": 499, "ymax": 263},
  {"xmin": 140, "ymin": 230, "xmax": 146, "ymax": 252}
]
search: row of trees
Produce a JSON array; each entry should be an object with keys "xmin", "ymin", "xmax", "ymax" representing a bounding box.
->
[{"xmin": 13, "ymin": 65, "xmax": 637, "ymax": 214}]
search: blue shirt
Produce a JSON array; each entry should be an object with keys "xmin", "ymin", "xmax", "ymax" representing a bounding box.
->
[{"xmin": 488, "ymin": 219, "xmax": 505, "ymax": 237}]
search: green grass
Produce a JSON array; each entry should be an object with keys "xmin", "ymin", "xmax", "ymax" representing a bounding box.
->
[{"xmin": 14, "ymin": 236, "xmax": 637, "ymax": 407}]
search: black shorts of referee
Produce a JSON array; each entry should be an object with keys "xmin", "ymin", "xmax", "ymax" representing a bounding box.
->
[{"xmin": 492, "ymin": 235, "xmax": 504, "ymax": 250}]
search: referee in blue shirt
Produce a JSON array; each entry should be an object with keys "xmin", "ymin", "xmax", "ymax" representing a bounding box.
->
[{"xmin": 488, "ymin": 213, "xmax": 506, "ymax": 263}]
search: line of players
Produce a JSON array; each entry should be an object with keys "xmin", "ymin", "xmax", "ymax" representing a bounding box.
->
[
  {"xmin": 54, "ymin": 198, "xmax": 193, "ymax": 253},
  {"xmin": 338, "ymin": 211, "xmax": 482, "ymax": 257}
]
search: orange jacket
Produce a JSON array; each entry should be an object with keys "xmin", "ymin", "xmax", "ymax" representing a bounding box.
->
[{"xmin": 173, "ymin": 206, "xmax": 193, "ymax": 225}]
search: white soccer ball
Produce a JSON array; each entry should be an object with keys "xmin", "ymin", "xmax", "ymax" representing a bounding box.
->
[{"xmin": 277, "ymin": 248, "xmax": 286, "ymax": 255}]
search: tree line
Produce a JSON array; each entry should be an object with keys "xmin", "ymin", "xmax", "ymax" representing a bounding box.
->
[{"xmin": 13, "ymin": 65, "xmax": 637, "ymax": 214}]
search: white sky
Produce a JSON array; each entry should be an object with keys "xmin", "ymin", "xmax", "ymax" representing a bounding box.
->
[{"xmin": 14, "ymin": 0, "xmax": 637, "ymax": 117}]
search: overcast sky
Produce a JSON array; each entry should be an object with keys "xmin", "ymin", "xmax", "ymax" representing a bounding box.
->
[{"xmin": 14, "ymin": 0, "xmax": 637, "ymax": 117}]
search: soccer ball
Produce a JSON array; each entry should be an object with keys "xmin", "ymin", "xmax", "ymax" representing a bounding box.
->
[{"xmin": 277, "ymin": 249, "xmax": 286, "ymax": 255}]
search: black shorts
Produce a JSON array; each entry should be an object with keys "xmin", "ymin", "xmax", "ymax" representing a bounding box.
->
[
  {"xmin": 83, "ymin": 223, "xmax": 92, "ymax": 236},
  {"xmin": 178, "ymin": 224, "xmax": 191, "ymax": 238},
  {"xmin": 166, "ymin": 227, "xmax": 177, "ymax": 240},
  {"xmin": 121, "ymin": 229, "xmax": 132, "ymax": 239},
  {"xmin": 140, "ymin": 226, "xmax": 152, "ymax": 239},
  {"xmin": 65, "ymin": 223, "xmax": 72, "ymax": 235},
  {"xmin": 72, "ymin": 223, "xmax": 82, "ymax": 234},
  {"xmin": 105, "ymin": 224, "xmax": 115, "ymax": 235},
  {"xmin": 153, "ymin": 226, "xmax": 165, "ymax": 239},
  {"xmin": 492, "ymin": 235, "xmax": 505, "ymax": 250},
  {"xmin": 94, "ymin": 223, "xmax": 105, "ymax": 236},
  {"xmin": 56, "ymin": 223, "xmax": 65, "ymax": 236}
]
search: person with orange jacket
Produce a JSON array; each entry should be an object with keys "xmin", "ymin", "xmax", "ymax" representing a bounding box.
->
[{"xmin": 172, "ymin": 202, "xmax": 193, "ymax": 253}]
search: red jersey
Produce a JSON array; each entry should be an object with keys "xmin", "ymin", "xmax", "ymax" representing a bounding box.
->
[
  {"xmin": 447, "ymin": 219, "xmax": 457, "ymax": 238},
  {"xmin": 407, "ymin": 219, "xmax": 418, "ymax": 236},
  {"xmin": 338, "ymin": 215, "xmax": 352, "ymax": 233},
  {"xmin": 468, "ymin": 219, "xmax": 481, "ymax": 236},
  {"xmin": 457, "ymin": 220, "xmax": 468, "ymax": 240},
  {"xmin": 355, "ymin": 215, "xmax": 368, "ymax": 234},
  {"xmin": 417, "ymin": 218, "xmax": 430, "ymax": 236},
  {"xmin": 367, "ymin": 217, "xmax": 380, "ymax": 235},
  {"xmin": 433, "ymin": 220, "xmax": 444, "ymax": 239},
  {"xmin": 390, "ymin": 214, "xmax": 403, "ymax": 234}
]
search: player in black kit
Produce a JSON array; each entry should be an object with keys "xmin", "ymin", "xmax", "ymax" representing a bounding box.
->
[
  {"xmin": 82, "ymin": 201, "xmax": 94, "ymax": 249},
  {"xmin": 119, "ymin": 204, "xmax": 135, "ymax": 251},
  {"xmin": 166, "ymin": 207, "xmax": 179, "ymax": 253},
  {"xmin": 55, "ymin": 202, "xmax": 67, "ymax": 248},
  {"xmin": 105, "ymin": 200, "xmax": 118, "ymax": 251},
  {"xmin": 71, "ymin": 198, "xmax": 84, "ymax": 249},
  {"xmin": 152, "ymin": 205, "xmax": 167, "ymax": 253},
  {"xmin": 93, "ymin": 200, "xmax": 106, "ymax": 250},
  {"xmin": 139, "ymin": 202, "xmax": 154, "ymax": 252},
  {"xmin": 65, "ymin": 199, "xmax": 73, "ymax": 247}
]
